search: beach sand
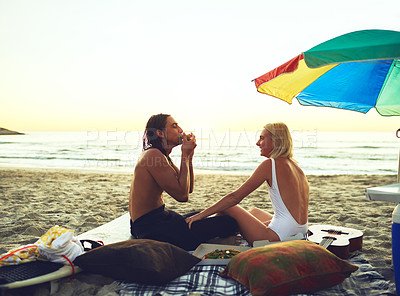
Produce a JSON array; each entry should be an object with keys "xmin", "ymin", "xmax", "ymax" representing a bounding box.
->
[{"xmin": 0, "ymin": 167, "xmax": 398, "ymax": 295}]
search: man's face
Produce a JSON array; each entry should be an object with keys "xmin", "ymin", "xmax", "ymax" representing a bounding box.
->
[{"xmin": 164, "ymin": 116, "xmax": 183, "ymax": 148}]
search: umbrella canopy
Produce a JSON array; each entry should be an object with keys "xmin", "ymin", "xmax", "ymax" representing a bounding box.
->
[{"xmin": 254, "ymin": 29, "xmax": 400, "ymax": 116}]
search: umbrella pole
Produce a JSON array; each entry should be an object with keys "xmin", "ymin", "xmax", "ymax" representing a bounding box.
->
[{"xmin": 397, "ymin": 129, "xmax": 400, "ymax": 183}]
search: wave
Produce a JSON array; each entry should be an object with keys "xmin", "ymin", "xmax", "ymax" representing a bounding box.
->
[
  {"xmin": 0, "ymin": 156, "xmax": 122, "ymax": 162},
  {"xmin": 302, "ymin": 155, "xmax": 339, "ymax": 159},
  {"xmin": 0, "ymin": 156, "xmax": 58, "ymax": 160},
  {"xmin": 350, "ymin": 146, "xmax": 382, "ymax": 149},
  {"xmin": 378, "ymin": 168, "xmax": 397, "ymax": 172},
  {"xmin": 196, "ymin": 166, "xmax": 254, "ymax": 172}
]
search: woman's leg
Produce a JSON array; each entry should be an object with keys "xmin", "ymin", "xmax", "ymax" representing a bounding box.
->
[
  {"xmin": 248, "ymin": 207, "xmax": 273, "ymax": 225},
  {"xmin": 222, "ymin": 205, "xmax": 279, "ymax": 245}
]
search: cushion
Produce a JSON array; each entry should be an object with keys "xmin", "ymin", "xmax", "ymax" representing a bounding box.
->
[
  {"xmin": 220, "ymin": 240, "xmax": 358, "ymax": 296},
  {"xmin": 73, "ymin": 239, "xmax": 201, "ymax": 284}
]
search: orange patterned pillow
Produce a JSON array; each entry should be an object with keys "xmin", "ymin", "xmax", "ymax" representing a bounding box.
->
[{"xmin": 220, "ymin": 240, "xmax": 358, "ymax": 296}]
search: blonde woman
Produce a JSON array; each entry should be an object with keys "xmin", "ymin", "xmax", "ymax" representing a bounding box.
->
[{"xmin": 186, "ymin": 122, "xmax": 309, "ymax": 246}]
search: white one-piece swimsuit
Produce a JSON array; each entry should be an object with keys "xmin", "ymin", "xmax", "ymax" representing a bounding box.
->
[{"xmin": 267, "ymin": 158, "xmax": 308, "ymax": 241}]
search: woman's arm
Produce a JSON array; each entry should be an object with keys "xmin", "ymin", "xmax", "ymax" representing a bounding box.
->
[{"xmin": 186, "ymin": 159, "xmax": 271, "ymax": 228}]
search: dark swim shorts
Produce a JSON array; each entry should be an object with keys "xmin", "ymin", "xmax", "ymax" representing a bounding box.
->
[{"xmin": 130, "ymin": 205, "xmax": 238, "ymax": 251}]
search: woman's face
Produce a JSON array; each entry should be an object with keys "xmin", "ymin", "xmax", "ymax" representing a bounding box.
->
[{"xmin": 256, "ymin": 129, "xmax": 274, "ymax": 158}]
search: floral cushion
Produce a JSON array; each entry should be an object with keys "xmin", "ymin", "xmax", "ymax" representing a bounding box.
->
[{"xmin": 220, "ymin": 240, "xmax": 358, "ymax": 296}]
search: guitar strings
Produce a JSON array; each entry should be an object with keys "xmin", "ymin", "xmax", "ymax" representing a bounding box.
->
[{"xmin": 320, "ymin": 229, "xmax": 341, "ymax": 249}]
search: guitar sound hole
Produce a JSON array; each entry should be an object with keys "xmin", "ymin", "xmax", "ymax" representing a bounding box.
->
[{"xmin": 323, "ymin": 236, "xmax": 337, "ymax": 241}]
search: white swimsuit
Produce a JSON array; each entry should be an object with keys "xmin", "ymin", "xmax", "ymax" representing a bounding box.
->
[{"xmin": 267, "ymin": 158, "xmax": 308, "ymax": 240}]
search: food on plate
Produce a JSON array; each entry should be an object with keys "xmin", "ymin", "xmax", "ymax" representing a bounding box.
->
[{"xmin": 202, "ymin": 249, "xmax": 241, "ymax": 259}]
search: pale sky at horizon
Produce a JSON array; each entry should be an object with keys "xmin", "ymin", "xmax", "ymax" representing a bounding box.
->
[{"xmin": 1, "ymin": 0, "xmax": 400, "ymax": 132}]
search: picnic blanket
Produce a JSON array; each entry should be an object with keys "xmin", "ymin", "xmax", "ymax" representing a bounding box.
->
[{"xmin": 117, "ymin": 251, "xmax": 397, "ymax": 296}]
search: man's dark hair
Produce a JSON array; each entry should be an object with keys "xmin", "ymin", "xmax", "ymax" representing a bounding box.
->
[{"xmin": 143, "ymin": 113, "xmax": 171, "ymax": 157}]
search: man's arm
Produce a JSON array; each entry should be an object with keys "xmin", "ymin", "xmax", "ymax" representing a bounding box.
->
[
  {"xmin": 189, "ymin": 156, "xmax": 194, "ymax": 193},
  {"xmin": 145, "ymin": 135, "xmax": 196, "ymax": 202},
  {"xmin": 169, "ymin": 155, "xmax": 194, "ymax": 195},
  {"xmin": 143, "ymin": 149, "xmax": 190, "ymax": 202},
  {"xmin": 169, "ymin": 134, "xmax": 195, "ymax": 194}
]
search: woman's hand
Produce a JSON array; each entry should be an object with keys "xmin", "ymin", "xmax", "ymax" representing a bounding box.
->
[{"xmin": 185, "ymin": 212, "xmax": 203, "ymax": 229}]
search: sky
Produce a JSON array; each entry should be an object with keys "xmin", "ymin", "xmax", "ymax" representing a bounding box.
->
[{"xmin": 1, "ymin": 0, "xmax": 399, "ymax": 132}]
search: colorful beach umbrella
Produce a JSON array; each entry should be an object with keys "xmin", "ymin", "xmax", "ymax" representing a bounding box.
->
[{"xmin": 254, "ymin": 29, "xmax": 400, "ymax": 116}]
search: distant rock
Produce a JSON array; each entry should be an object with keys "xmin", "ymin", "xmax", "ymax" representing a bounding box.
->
[{"xmin": 0, "ymin": 128, "xmax": 25, "ymax": 135}]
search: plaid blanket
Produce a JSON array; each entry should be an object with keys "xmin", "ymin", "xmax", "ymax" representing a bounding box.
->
[
  {"xmin": 118, "ymin": 252, "xmax": 397, "ymax": 296},
  {"xmin": 118, "ymin": 265, "xmax": 250, "ymax": 296},
  {"xmin": 311, "ymin": 253, "xmax": 396, "ymax": 296}
]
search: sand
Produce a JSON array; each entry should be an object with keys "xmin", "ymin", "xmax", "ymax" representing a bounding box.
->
[{"xmin": 0, "ymin": 167, "xmax": 398, "ymax": 295}]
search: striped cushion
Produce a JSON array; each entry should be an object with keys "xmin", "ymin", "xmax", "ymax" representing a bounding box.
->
[{"xmin": 220, "ymin": 240, "xmax": 358, "ymax": 296}]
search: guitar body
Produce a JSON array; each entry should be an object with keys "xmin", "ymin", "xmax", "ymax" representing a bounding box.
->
[{"xmin": 307, "ymin": 225, "xmax": 363, "ymax": 259}]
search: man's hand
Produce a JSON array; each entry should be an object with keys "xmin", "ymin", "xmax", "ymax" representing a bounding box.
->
[{"xmin": 182, "ymin": 132, "xmax": 196, "ymax": 158}]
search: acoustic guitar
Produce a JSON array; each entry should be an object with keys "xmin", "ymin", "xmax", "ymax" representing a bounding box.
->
[{"xmin": 307, "ymin": 225, "xmax": 363, "ymax": 259}]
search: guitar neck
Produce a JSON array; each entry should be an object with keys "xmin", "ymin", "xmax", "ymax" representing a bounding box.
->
[
  {"xmin": 320, "ymin": 237, "xmax": 335, "ymax": 249},
  {"xmin": 308, "ymin": 224, "xmax": 364, "ymax": 259}
]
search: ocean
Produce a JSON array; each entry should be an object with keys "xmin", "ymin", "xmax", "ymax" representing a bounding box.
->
[{"xmin": 0, "ymin": 130, "xmax": 399, "ymax": 175}]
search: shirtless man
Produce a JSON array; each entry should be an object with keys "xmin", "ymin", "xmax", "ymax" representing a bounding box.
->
[{"xmin": 129, "ymin": 114, "xmax": 238, "ymax": 251}]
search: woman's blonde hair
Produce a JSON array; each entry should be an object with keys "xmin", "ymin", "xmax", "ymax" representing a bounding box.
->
[{"xmin": 263, "ymin": 122, "xmax": 293, "ymax": 159}]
